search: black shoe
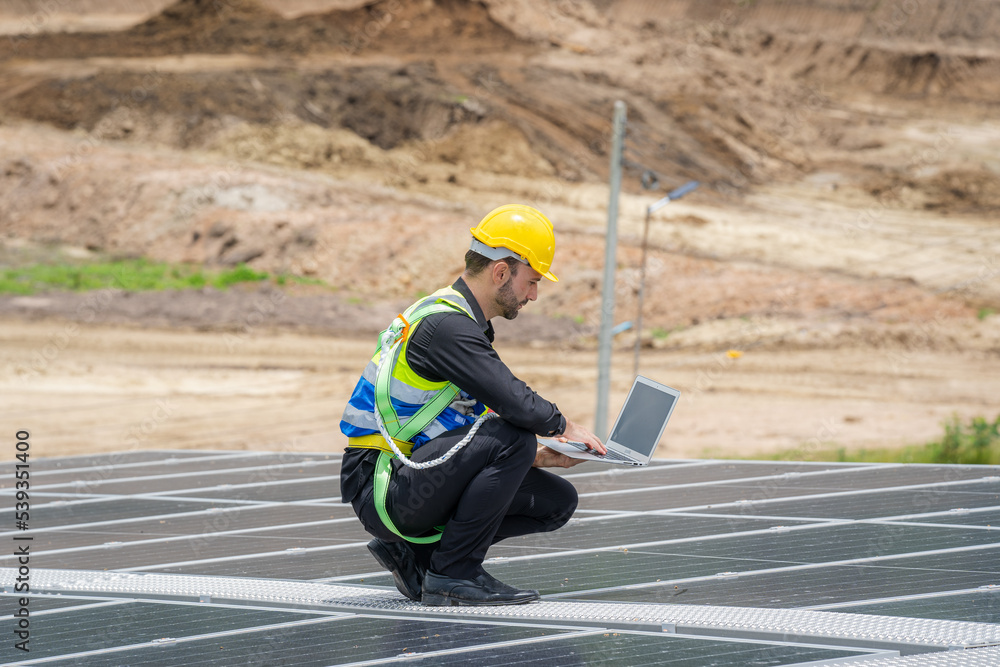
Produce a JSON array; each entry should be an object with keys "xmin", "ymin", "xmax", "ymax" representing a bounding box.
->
[
  {"xmin": 367, "ymin": 538, "xmax": 425, "ymax": 602},
  {"xmin": 478, "ymin": 570, "xmax": 529, "ymax": 596},
  {"xmin": 421, "ymin": 570, "xmax": 540, "ymax": 607}
]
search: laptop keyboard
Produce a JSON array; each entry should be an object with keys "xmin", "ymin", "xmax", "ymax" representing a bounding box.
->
[
  {"xmin": 597, "ymin": 448, "xmax": 634, "ymax": 463},
  {"xmin": 560, "ymin": 439, "xmax": 636, "ymax": 464}
]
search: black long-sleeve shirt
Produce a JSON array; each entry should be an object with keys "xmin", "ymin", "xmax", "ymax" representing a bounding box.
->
[
  {"xmin": 340, "ymin": 277, "xmax": 565, "ymax": 503},
  {"xmin": 407, "ymin": 277, "xmax": 566, "ymax": 436}
]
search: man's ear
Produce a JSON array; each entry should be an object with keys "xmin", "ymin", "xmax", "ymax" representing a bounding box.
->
[{"xmin": 491, "ymin": 260, "xmax": 510, "ymax": 286}]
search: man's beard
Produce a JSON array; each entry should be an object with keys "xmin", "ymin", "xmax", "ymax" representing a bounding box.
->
[{"xmin": 496, "ymin": 277, "xmax": 526, "ymax": 320}]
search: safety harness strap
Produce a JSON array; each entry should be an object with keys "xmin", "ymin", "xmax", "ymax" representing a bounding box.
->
[
  {"xmin": 347, "ymin": 434, "xmax": 413, "ymax": 457},
  {"xmin": 373, "ymin": 451, "xmax": 443, "ymax": 544},
  {"xmin": 373, "ymin": 301, "xmax": 468, "ymax": 444},
  {"xmin": 370, "ymin": 297, "xmax": 473, "ymax": 544}
]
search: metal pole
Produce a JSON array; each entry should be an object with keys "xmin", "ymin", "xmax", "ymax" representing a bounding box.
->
[
  {"xmin": 633, "ymin": 206, "xmax": 651, "ymax": 377},
  {"xmin": 596, "ymin": 100, "xmax": 626, "ymax": 441}
]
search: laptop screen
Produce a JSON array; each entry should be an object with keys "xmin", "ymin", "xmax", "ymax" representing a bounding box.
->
[{"xmin": 608, "ymin": 379, "xmax": 678, "ymax": 456}]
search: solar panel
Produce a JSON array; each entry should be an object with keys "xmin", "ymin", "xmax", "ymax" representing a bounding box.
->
[
  {"xmin": 813, "ymin": 590, "xmax": 1000, "ymax": 624},
  {"xmin": 2, "ymin": 450, "xmax": 999, "ymax": 665}
]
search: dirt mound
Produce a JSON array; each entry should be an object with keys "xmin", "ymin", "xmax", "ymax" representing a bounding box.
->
[
  {"xmin": 0, "ymin": 0, "xmax": 525, "ymax": 59},
  {"xmin": 337, "ymin": 0, "xmax": 527, "ymax": 54},
  {"xmin": 612, "ymin": 1, "xmax": 1000, "ymax": 105},
  {"xmin": 138, "ymin": 0, "xmax": 281, "ymax": 28},
  {"xmin": 1, "ymin": 51, "xmax": 790, "ymax": 189},
  {"xmin": 2, "ymin": 0, "xmax": 299, "ymax": 57},
  {"xmin": 603, "ymin": 0, "xmax": 1000, "ymax": 49},
  {"xmin": 770, "ymin": 38, "xmax": 1000, "ymax": 103},
  {"xmin": 480, "ymin": 0, "xmax": 607, "ymax": 45},
  {"xmin": 2, "ymin": 62, "xmax": 486, "ymax": 147},
  {"xmin": 868, "ymin": 167, "xmax": 1000, "ymax": 215},
  {"xmin": 203, "ymin": 109, "xmax": 557, "ymax": 181},
  {"xmin": 415, "ymin": 119, "xmax": 556, "ymax": 177},
  {"xmin": 857, "ymin": 0, "xmax": 1000, "ymax": 48},
  {"xmin": 122, "ymin": 0, "xmax": 290, "ymax": 53},
  {"xmin": 5, "ymin": 0, "xmax": 1000, "ymax": 201},
  {"xmin": 12, "ymin": 0, "xmax": 998, "ymax": 196},
  {"xmin": 207, "ymin": 120, "xmax": 397, "ymax": 170}
]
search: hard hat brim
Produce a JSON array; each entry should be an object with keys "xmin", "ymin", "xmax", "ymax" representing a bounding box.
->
[{"xmin": 470, "ymin": 237, "xmax": 558, "ymax": 282}]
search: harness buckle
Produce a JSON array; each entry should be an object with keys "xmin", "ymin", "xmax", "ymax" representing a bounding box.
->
[{"xmin": 391, "ymin": 313, "xmax": 411, "ymax": 343}]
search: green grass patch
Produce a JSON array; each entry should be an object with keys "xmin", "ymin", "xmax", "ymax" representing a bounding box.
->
[
  {"xmin": 928, "ymin": 413, "xmax": 1000, "ymax": 465},
  {"xmin": 0, "ymin": 258, "xmax": 304, "ymax": 294},
  {"xmin": 759, "ymin": 413, "xmax": 1000, "ymax": 465},
  {"xmin": 978, "ymin": 307, "xmax": 996, "ymax": 321}
]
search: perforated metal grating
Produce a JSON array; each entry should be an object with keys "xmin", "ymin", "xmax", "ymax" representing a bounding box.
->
[{"xmin": 1, "ymin": 451, "xmax": 998, "ymax": 665}]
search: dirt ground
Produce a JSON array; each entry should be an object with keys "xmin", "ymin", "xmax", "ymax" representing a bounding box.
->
[
  {"xmin": 4, "ymin": 316, "xmax": 999, "ymax": 461},
  {"xmin": 1, "ymin": 0, "xmax": 998, "ymax": 460}
]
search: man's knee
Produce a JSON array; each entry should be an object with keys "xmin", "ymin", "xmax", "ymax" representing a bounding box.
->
[
  {"xmin": 523, "ymin": 470, "xmax": 577, "ymax": 533},
  {"xmin": 548, "ymin": 480, "xmax": 578, "ymax": 529}
]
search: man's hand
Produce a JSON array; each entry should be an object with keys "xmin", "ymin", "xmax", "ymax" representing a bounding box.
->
[
  {"xmin": 533, "ymin": 445, "xmax": 584, "ymax": 469},
  {"xmin": 559, "ymin": 419, "xmax": 606, "ymax": 456}
]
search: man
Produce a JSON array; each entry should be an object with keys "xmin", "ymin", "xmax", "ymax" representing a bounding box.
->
[{"xmin": 339, "ymin": 204, "xmax": 604, "ymax": 606}]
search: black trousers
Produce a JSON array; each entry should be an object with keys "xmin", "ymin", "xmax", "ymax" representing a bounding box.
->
[{"xmin": 346, "ymin": 419, "xmax": 578, "ymax": 580}]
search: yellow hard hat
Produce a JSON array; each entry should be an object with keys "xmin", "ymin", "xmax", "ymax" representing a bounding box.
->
[{"xmin": 469, "ymin": 204, "xmax": 558, "ymax": 282}]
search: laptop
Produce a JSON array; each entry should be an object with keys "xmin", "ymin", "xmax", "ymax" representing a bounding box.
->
[{"xmin": 539, "ymin": 375, "xmax": 680, "ymax": 466}]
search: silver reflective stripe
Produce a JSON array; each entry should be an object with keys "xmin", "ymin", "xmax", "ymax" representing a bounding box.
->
[
  {"xmin": 341, "ymin": 403, "xmax": 379, "ymax": 430},
  {"xmin": 421, "ymin": 420, "xmax": 447, "ymax": 440},
  {"xmin": 362, "ymin": 360, "xmax": 445, "ymax": 405},
  {"xmin": 469, "ymin": 238, "xmax": 528, "ymax": 266},
  {"xmin": 361, "ymin": 360, "xmax": 378, "ymax": 384},
  {"xmin": 406, "ymin": 291, "xmax": 473, "ymax": 318},
  {"xmin": 434, "ymin": 294, "xmax": 468, "ymax": 310}
]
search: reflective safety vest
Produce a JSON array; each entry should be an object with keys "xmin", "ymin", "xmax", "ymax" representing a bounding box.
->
[{"xmin": 340, "ymin": 286, "xmax": 488, "ymax": 457}]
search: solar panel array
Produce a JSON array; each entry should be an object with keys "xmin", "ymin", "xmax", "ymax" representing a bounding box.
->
[{"xmin": 2, "ymin": 450, "xmax": 999, "ymax": 665}]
